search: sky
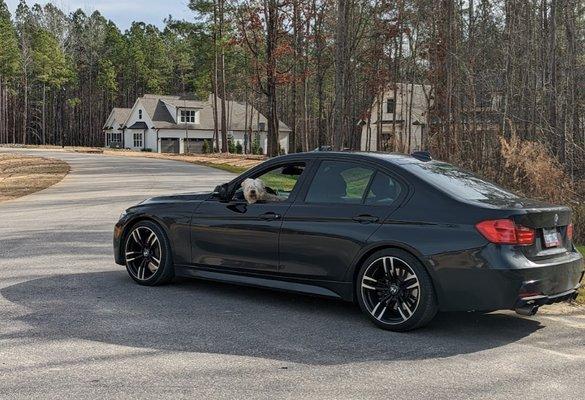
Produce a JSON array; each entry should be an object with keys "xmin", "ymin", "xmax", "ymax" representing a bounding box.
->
[{"xmin": 5, "ymin": 0, "xmax": 192, "ymax": 30}]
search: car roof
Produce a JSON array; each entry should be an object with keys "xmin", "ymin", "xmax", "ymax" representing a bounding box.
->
[{"xmin": 272, "ymin": 151, "xmax": 426, "ymax": 166}]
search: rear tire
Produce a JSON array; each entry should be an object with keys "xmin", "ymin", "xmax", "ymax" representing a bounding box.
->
[
  {"xmin": 123, "ymin": 220, "xmax": 174, "ymax": 286},
  {"xmin": 356, "ymin": 249, "xmax": 437, "ymax": 331}
]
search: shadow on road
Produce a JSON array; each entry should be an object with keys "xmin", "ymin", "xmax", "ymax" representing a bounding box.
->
[{"xmin": 1, "ymin": 271, "xmax": 542, "ymax": 365}]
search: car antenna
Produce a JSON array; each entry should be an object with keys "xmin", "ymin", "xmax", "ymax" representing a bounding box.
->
[{"xmin": 411, "ymin": 151, "xmax": 432, "ymax": 162}]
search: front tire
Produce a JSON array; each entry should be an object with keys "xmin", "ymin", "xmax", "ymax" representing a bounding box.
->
[
  {"xmin": 356, "ymin": 249, "xmax": 437, "ymax": 331},
  {"xmin": 124, "ymin": 220, "xmax": 174, "ymax": 286}
]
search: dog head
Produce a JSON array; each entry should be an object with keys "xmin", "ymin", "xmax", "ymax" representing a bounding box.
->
[{"xmin": 241, "ymin": 178, "xmax": 266, "ymax": 204}]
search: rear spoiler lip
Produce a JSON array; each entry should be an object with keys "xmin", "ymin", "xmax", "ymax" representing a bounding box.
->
[{"xmin": 511, "ymin": 207, "xmax": 573, "ymax": 229}]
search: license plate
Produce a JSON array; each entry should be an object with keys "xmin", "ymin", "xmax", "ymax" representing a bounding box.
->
[{"xmin": 543, "ymin": 228, "xmax": 560, "ymax": 248}]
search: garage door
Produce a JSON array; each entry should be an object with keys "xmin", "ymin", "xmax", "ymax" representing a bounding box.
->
[
  {"xmin": 161, "ymin": 138, "xmax": 180, "ymax": 154},
  {"xmin": 185, "ymin": 138, "xmax": 205, "ymax": 154}
]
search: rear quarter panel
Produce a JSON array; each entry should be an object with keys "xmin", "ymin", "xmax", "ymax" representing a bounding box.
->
[{"xmin": 343, "ymin": 180, "xmax": 506, "ymax": 310}]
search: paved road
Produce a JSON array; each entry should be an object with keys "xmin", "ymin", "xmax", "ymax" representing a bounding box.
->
[{"xmin": 0, "ymin": 148, "xmax": 584, "ymax": 400}]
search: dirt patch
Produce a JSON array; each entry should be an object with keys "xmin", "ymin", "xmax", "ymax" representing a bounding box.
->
[
  {"xmin": 0, "ymin": 153, "xmax": 70, "ymax": 202},
  {"xmin": 538, "ymin": 302, "xmax": 585, "ymax": 315}
]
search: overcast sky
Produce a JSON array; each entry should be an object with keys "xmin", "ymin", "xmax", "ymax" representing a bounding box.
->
[{"xmin": 5, "ymin": 0, "xmax": 192, "ymax": 30}]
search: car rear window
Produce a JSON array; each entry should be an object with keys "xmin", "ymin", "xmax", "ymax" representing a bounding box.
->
[{"xmin": 402, "ymin": 161, "xmax": 521, "ymax": 201}]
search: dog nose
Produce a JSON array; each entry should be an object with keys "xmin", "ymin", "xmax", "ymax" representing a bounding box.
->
[{"xmin": 250, "ymin": 190, "xmax": 256, "ymax": 195}]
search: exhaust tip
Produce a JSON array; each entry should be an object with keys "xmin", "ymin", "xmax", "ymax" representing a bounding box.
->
[{"xmin": 515, "ymin": 305, "xmax": 539, "ymax": 316}]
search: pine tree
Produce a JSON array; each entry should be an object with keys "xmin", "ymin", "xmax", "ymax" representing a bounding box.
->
[{"xmin": 0, "ymin": 1, "xmax": 21, "ymax": 143}]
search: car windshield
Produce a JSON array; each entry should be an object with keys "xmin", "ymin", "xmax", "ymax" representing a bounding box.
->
[{"xmin": 402, "ymin": 161, "xmax": 521, "ymax": 202}]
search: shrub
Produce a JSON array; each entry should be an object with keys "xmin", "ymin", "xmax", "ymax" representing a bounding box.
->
[
  {"xmin": 499, "ymin": 135, "xmax": 583, "ymax": 243},
  {"xmin": 235, "ymin": 142, "xmax": 243, "ymax": 154},
  {"xmin": 499, "ymin": 135, "xmax": 574, "ymax": 204},
  {"xmin": 252, "ymin": 134, "xmax": 261, "ymax": 155},
  {"xmin": 202, "ymin": 140, "xmax": 209, "ymax": 154},
  {"xmin": 228, "ymin": 136, "xmax": 236, "ymax": 153}
]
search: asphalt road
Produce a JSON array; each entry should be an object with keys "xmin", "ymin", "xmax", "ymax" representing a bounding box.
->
[{"xmin": 0, "ymin": 148, "xmax": 584, "ymax": 400}]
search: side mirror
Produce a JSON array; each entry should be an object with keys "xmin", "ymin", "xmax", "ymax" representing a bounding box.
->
[{"xmin": 213, "ymin": 183, "xmax": 230, "ymax": 202}]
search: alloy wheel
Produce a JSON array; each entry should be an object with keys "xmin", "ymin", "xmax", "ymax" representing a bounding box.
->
[
  {"xmin": 125, "ymin": 226, "xmax": 162, "ymax": 281},
  {"xmin": 360, "ymin": 256, "xmax": 421, "ymax": 325}
]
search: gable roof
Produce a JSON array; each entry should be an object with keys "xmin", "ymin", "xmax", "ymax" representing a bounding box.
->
[
  {"xmin": 161, "ymin": 98, "xmax": 206, "ymax": 110},
  {"xmin": 215, "ymin": 98, "xmax": 291, "ymax": 132},
  {"xmin": 112, "ymin": 94, "xmax": 292, "ymax": 132},
  {"xmin": 103, "ymin": 107, "xmax": 131, "ymax": 129}
]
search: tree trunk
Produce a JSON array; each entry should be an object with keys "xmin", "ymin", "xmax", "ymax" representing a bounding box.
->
[
  {"xmin": 333, "ymin": 0, "xmax": 349, "ymax": 150},
  {"xmin": 218, "ymin": 0, "xmax": 228, "ymax": 153},
  {"xmin": 42, "ymin": 84, "xmax": 46, "ymax": 145},
  {"xmin": 265, "ymin": 0, "xmax": 280, "ymax": 157},
  {"xmin": 22, "ymin": 74, "xmax": 27, "ymax": 145}
]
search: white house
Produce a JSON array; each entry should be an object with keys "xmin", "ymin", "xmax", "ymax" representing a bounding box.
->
[
  {"xmin": 103, "ymin": 108, "xmax": 131, "ymax": 147},
  {"xmin": 103, "ymin": 94, "xmax": 291, "ymax": 154},
  {"xmin": 360, "ymin": 83, "xmax": 431, "ymax": 153}
]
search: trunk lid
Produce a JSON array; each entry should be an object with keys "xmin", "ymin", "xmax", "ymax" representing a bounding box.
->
[{"xmin": 510, "ymin": 204, "xmax": 573, "ymax": 260}]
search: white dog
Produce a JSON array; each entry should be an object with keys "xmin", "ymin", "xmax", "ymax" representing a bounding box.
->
[{"xmin": 241, "ymin": 178, "xmax": 281, "ymax": 204}]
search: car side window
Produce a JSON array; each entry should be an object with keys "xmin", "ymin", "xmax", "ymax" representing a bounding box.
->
[
  {"xmin": 233, "ymin": 163, "xmax": 306, "ymax": 203},
  {"xmin": 305, "ymin": 161, "xmax": 375, "ymax": 204},
  {"xmin": 365, "ymin": 172, "xmax": 403, "ymax": 206}
]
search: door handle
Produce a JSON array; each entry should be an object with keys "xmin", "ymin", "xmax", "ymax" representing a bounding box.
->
[
  {"xmin": 352, "ymin": 215, "xmax": 379, "ymax": 224},
  {"xmin": 259, "ymin": 212, "xmax": 281, "ymax": 221}
]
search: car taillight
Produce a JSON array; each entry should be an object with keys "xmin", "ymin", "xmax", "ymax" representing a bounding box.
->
[
  {"xmin": 567, "ymin": 223, "xmax": 574, "ymax": 241},
  {"xmin": 475, "ymin": 219, "xmax": 535, "ymax": 245}
]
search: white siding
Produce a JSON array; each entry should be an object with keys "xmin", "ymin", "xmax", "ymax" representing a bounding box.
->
[
  {"xmin": 361, "ymin": 83, "xmax": 430, "ymax": 153},
  {"xmin": 105, "ymin": 96, "xmax": 291, "ymax": 155},
  {"xmin": 123, "ymin": 100, "xmax": 155, "ymax": 151}
]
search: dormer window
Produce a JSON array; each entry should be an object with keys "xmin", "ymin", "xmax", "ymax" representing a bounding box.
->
[
  {"xmin": 138, "ymin": 109, "xmax": 143, "ymax": 120},
  {"xmin": 179, "ymin": 109, "xmax": 199, "ymax": 124}
]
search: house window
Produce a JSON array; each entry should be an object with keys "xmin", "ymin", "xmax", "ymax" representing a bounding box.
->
[
  {"xmin": 179, "ymin": 109, "xmax": 199, "ymax": 124},
  {"xmin": 138, "ymin": 109, "xmax": 143, "ymax": 120},
  {"xmin": 386, "ymin": 98, "xmax": 396, "ymax": 114},
  {"xmin": 133, "ymin": 132, "xmax": 143, "ymax": 148},
  {"xmin": 113, "ymin": 132, "xmax": 121, "ymax": 142},
  {"xmin": 258, "ymin": 122, "xmax": 266, "ymax": 131}
]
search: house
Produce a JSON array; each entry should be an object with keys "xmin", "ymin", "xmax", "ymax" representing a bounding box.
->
[
  {"xmin": 103, "ymin": 108, "xmax": 131, "ymax": 147},
  {"xmin": 360, "ymin": 83, "xmax": 431, "ymax": 153},
  {"xmin": 102, "ymin": 94, "xmax": 291, "ymax": 154}
]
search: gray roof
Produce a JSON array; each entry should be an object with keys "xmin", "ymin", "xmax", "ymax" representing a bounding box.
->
[
  {"xmin": 103, "ymin": 107, "xmax": 131, "ymax": 129},
  {"xmin": 161, "ymin": 98, "xmax": 206, "ymax": 109},
  {"xmin": 127, "ymin": 121, "xmax": 149, "ymax": 130},
  {"xmin": 135, "ymin": 94, "xmax": 291, "ymax": 132}
]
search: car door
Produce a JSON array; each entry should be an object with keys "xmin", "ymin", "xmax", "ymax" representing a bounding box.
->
[
  {"xmin": 190, "ymin": 161, "xmax": 308, "ymax": 274},
  {"xmin": 278, "ymin": 159, "xmax": 406, "ymax": 281}
]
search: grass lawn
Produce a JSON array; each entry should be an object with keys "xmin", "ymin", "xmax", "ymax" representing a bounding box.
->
[
  {"xmin": 195, "ymin": 161, "xmax": 248, "ymax": 174},
  {"xmin": 0, "ymin": 153, "xmax": 69, "ymax": 202},
  {"xmin": 577, "ymin": 246, "xmax": 584, "ymax": 304}
]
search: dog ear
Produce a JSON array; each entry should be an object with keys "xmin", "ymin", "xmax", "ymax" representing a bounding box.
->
[
  {"xmin": 255, "ymin": 178, "xmax": 266, "ymax": 189},
  {"xmin": 242, "ymin": 178, "xmax": 252, "ymax": 189}
]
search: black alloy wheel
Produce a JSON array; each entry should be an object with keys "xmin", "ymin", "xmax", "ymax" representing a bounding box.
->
[
  {"xmin": 124, "ymin": 221, "xmax": 174, "ymax": 285},
  {"xmin": 356, "ymin": 249, "xmax": 437, "ymax": 331}
]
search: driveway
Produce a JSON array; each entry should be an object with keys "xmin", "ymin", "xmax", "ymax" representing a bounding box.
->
[{"xmin": 0, "ymin": 148, "xmax": 584, "ymax": 399}]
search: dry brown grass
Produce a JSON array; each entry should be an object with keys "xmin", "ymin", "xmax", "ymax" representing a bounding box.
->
[
  {"xmin": 499, "ymin": 135, "xmax": 584, "ymax": 243},
  {"xmin": 0, "ymin": 153, "xmax": 70, "ymax": 202}
]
